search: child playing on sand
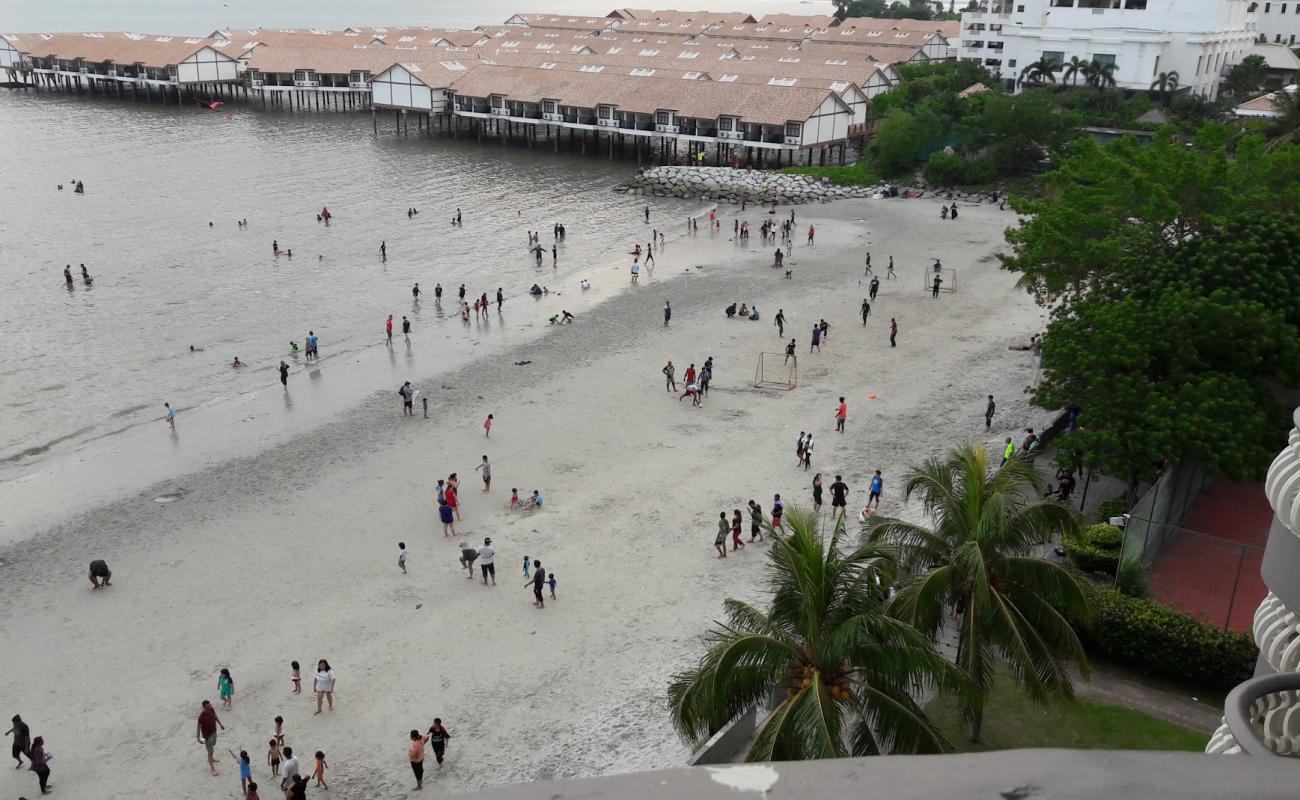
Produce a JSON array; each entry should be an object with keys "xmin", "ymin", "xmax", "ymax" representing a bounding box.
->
[
  {"xmin": 228, "ymin": 748, "xmax": 253, "ymax": 793},
  {"xmin": 484, "ymin": 413, "xmax": 493, "ymax": 437},
  {"xmin": 509, "ymin": 487, "xmax": 520, "ymax": 507},
  {"xmin": 398, "ymin": 542, "xmax": 408, "ymax": 573},
  {"xmin": 290, "ymin": 662, "xmax": 301, "ymax": 694},
  {"xmin": 245, "ymin": 780, "xmax": 260, "ymax": 800},
  {"xmin": 422, "ymin": 397, "xmax": 428, "ymax": 419},
  {"xmin": 267, "ymin": 740, "xmax": 282, "ymax": 779},
  {"xmin": 218, "ymin": 669, "xmax": 235, "ymax": 708},
  {"xmin": 523, "ymin": 555, "xmax": 531, "ymax": 578},
  {"xmin": 548, "ymin": 572, "xmax": 557, "ymax": 599},
  {"xmin": 272, "ymin": 716, "xmax": 285, "ymax": 746},
  {"xmin": 313, "ymin": 751, "xmax": 328, "ymax": 788}
]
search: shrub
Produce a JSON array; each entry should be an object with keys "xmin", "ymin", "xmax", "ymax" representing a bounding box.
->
[
  {"xmin": 1073, "ymin": 589, "xmax": 1257, "ymax": 690},
  {"xmin": 1064, "ymin": 523, "xmax": 1123, "ymax": 574},
  {"xmin": 1094, "ymin": 498, "xmax": 1130, "ymax": 523},
  {"xmin": 923, "ymin": 152, "xmax": 997, "ymax": 187},
  {"xmin": 1115, "ymin": 561, "xmax": 1148, "ymax": 598}
]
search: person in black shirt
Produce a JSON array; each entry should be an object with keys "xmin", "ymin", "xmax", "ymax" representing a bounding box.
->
[
  {"xmin": 528, "ymin": 560, "xmax": 546, "ymax": 608},
  {"xmin": 747, "ymin": 500, "xmax": 764, "ymax": 542},
  {"xmin": 427, "ymin": 719, "xmax": 452, "ymax": 767},
  {"xmin": 829, "ymin": 476, "xmax": 849, "ymax": 520},
  {"xmin": 784, "ymin": 339, "xmax": 797, "ymax": 364}
]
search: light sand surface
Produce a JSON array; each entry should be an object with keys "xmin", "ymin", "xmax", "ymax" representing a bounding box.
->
[{"xmin": 0, "ymin": 196, "xmax": 1052, "ymax": 799}]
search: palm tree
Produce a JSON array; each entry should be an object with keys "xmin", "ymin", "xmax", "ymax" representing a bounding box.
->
[
  {"xmin": 1018, "ymin": 59, "xmax": 1057, "ymax": 88},
  {"xmin": 668, "ymin": 509, "xmax": 968, "ymax": 760},
  {"xmin": 1061, "ymin": 55, "xmax": 1087, "ymax": 87},
  {"xmin": 1150, "ymin": 70, "xmax": 1180, "ymax": 106},
  {"xmin": 864, "ymin": 444, "xmax": 1092, "ymax": 742},
  {"xmin": 1265, "ymin": 87, "xmax": 1300, "ymax": 152},
  {"xmin": 1091, "ymin": 60, "xmax": 1118, "ymax": 90}
]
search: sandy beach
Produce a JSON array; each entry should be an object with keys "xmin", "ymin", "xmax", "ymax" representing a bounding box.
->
[{"xmin": 0, "ymin": 194, "xmax": 1051, "ymax": 799}]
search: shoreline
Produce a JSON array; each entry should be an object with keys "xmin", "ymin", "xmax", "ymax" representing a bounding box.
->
[{"xmin": 0, "ymin": 195, "xmax": 1053, "ymax": 799}]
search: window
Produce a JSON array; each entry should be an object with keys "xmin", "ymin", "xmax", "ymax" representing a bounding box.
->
[
  {"xmin": 768, "ymin": 77, "xmax": 797, "ymax": 86},
  {"xmin": 824, "ymin": 58, "xmax": 848, "ymax": 65},
  {"xmin": 598, "ymin": 105, "xmax": 613, "ymax": 118},
  {"xmin": 638, "ymin": 48, "xmax": 659, "ymax": 56},
  {"xmin": 679, "ymin": 51, "xmax": 698, "ymax": 58},
  {"xmin": 784, "ymin": 122, "xmax": 803, "ymax": 139},
  {"xmin": 830, "ymin": 80, "xmax": 849, "ymax": 92},
  {"xmin": 543, "ymin": 99, "xmax": 558, "ymax": 113},
  {"xmin": 718, "ymin": 116, "xmax": 734, "ymax": 131},
  {"xmin": 1008, "ymin": 58, "xmax": 1017, "ymax": 68},
  {"xmin": 1196, "ymin": 54, "xmax": 1203, "ymax": 74},
  {"xmin": 656, "ymin": 110, "xmax": 672, "ymax": 124},
  {"xmin": 630, "ymin": 67, "xmax": 655, "ymax": 76},
  {"xmin": 490, "ymin": 95, "xmax": 503, "ymax": 108},
  {"xmin": 579, "ymin": 64, "xmax": 605, "ymax": 73},
  {"xmin": 1041, "ymin": 50, "xmax": 1064, "ymax": 66},
  {"xmin": 1092, "ymin": 53, "xmax": 1115, "ymax": 67},
  {"xmin": 1123, "ymin": 0, "xmax": 1146, "ymax": 7},
  {"xmin": 1264, "ymin": 2, "xmax": 1270, "ymax": 10},
  {"xmin": 606, "ymin": 46, "xmax": 621, "ymax": 54},
  {"xmin": 682, "ymin": 71, "xmax": 701, "ymax": 79},
  {"xmin": 719, "ymin": 73, "xmax": 738, "ymax": 81},
  {"xmin": 540, "ymin": 62, "xmax": 556, "ymax": 69}
]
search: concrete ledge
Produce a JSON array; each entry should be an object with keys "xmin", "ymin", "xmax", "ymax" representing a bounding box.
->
[{"xmin": 686, "ymin": 706, "xmax": 757, "ymax": 766}]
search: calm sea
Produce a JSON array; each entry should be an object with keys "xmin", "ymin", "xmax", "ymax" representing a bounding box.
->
[{"xmin": 0, "ymin": 90, "xmax": 693, "ymax": 505}]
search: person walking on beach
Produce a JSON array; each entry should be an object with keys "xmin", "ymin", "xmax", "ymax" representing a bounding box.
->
[
  {"xmin": 810, "ymin": 323, "xmax": 821, "ymax": 353},
  {"xmin": 458, "ymin": 540, "xmax": 478, "ymax": 578},
  {"xmin": 197, "ymin": 700, "xmax": 225, "ymax": 775},
  {"xmin": 165, "ymin": 402, "xmax": 176, "ymax": 428},
  {"xmin": 380, "ymin": 241, "xmax": 387, "ymax": 260},
  {"xmin": 663, "ymin": 360, "xmax": 677, "ymax": 392},
  {"xmin": 748, "ymin": 499, "xmax": 765, "ymax": 542},
  {"xmin": 864, "ymin": 252, "xmax": 872, "ymax": 275},
  {"xmin": 446, "ymin": 475, "xmax": 462, "ymax": 520},
  {"xmin": 807, "ymin": 225, "xmax": 815, "ymax": 245},
  {"xmin": 663, "ymin": 300, "xmax": 672, "ymax": 327},
  {"xmin": 785, "ymin": 338, "xmax": 797, "ymax": 364},
  {"xmin": 402, "ymin": 316, "xmax": 411, "ymax": 343},
  {"xmin": 496, "ymin": 288, "xmax": 504, "ymax": 312},
  {"xmin": 886, "ymin": 256, "xmax": 896, "ymax": 279},
  {"xmin": 413, "ymin": 283, "xmax": 421, "ymax": 301},
  {"xmin": 775, "ymin": 309, "xmax": 785, "ymax": 337},
  {"xmin": 476, "ymin": 455, "xmax": 492, "ymax": 491},
  {"xmin": 731, "ymin": 509, "xmax": 746, "ymax": 552},
  {"xmin": 812, "ymin": 473, "xmax": 824, "ymax": 513},
  {"xmin": 7, "ymin": 714, "xmax": 31, "ymax": 768},
  {"xmin": 527, "ymin": 560, "xmax": 547, "ymax": 608},
  {"xmin": 835, "ymin": 396, "xmax": 847, "ymax": 433},
  {"xmin": 802, "ymin": 434, "xmax": 814, "ymax": 470},
  {"xmin": 398, "ymin": 542, "xmax": 408, "ymax": 574},
  {"xmin": 830, "ymin": 475, "xmax": 849, "ymax": 520},
  {"xmin": 644, "ymin": 206, "xmax": 650, "ymax": 223},
  {"xmin": 771, "ymin": 494, "xmax": 785, "ymax": 534},
  {"xmin": 28, "ymin": 735, "xmax": 50, "ymax": 795},
  {"xmin": 861, "ymin": 299, "xmax": 870, "ymax": 325},
  {"xmin": 889, "ymin": 318, "xmax": 897, "ymax": 347},
  {"xmin": 796, "ymin": 431, "xmax": 807, "ymax": 467},
  {"xmin": 869, "ymin": 470, "xmax": 883, "ymax": 508},
  {"xmin": 279, "ymin": 361, "xmax": 289, "ymax": 387},
  {"xmin": 439, "ymin": 497, "xmax": 456, "ymax": 537},
  {"xmin": 985, "ymin": 395, "xmax": 996, "ymax": 431},
  {"xmin": 427, "ymin": 719, "xmax": 452, "ymax": 768},
  {"xmin": 399, "ymin": 382, "xmax": 415, "ymax": 417},
  {"xmin": 715, "ymin": 512, "xmax": 728, "ymax": 558},
  {"xmin": 217, "ymin": 668, "xmax": 235, "ymax": 709},
  {"xmin": 313, "ymin": 660, "xmax": 335, "ymax": 714},
  {"xmin": 478, "ymin": 537, "xmax": 496, "ymax": 585},
  {"xmin": 280, "ymin": 747, "xmax": 300, "ymax": 793},
  {"xmin": 869, "ymin": 275, "xmax": 880, "ymax": 301},
  {"xmin": 631, "ymin": 257, "xmax": 640, "ymax": 283},
  {"xmin": 227, "ymin": 748, "xmax": 253, "ymax": 794},
  {"xmin": 409, "ymin": 730, "xmax": 429, "ymax": 790},
  {"xmin": 932, "ymin": 274, "xmax": 943, "ymax": 298},
  {"xmin": 385, "ymin": 315, "xmax": 394, "ymax": 346},
  {"xmin": 699, "ymin": 358, "xmax": 712, "ymax": 396}
]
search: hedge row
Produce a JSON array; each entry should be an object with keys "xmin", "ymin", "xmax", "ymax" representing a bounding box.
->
[
  {"xmin": 1073, "ymin": 589, "xmax": 1257, "ymax": 691},
  {"xmin": 1064, "ymin": 523, "xmax": 1123, "ymax": 574}
]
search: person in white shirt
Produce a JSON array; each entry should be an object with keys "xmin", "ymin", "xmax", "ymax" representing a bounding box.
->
[
  {"xmin": 478, "ymin": 537, "xmax": 496, "ymax": 585},
  {"xmin": 280, "ymin": 747, "xmax": 300, "ymax": 791},
  {"xmin": 313, "ymin": 661, "xmax": 335, "ymax": 714}
]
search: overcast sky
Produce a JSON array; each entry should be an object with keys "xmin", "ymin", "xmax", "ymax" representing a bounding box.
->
[{"xmin": 4, "ymin": 0, "xmax": 837, "ymax": 35}]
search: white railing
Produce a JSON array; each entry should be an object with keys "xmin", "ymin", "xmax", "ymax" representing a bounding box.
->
[
  {"xmin": 542, "ymin": 112, "xmax": 563, "ymax": 121},
  {"xmin": 78, "ymin": 66, "xmax": 89, "ymax": 74},
  {"xmin": 1207, "ymin": 676, "xmax": 1300, "ymax": 757},
  {"xmin": 1265, "ymin": 418, "xmax": 1300, "ymax": 536},
  {"xmin": 655, "ymin": 123, "xmax": 679, "ymax": 133},
  {"xmin": 1254, "ymin": 593, "xmax": 1300, "ymax": 674},
  {"xmin": 294, "ymin": 79, "xmax": 320, "ymax": 87},
  {"xmin": 107, "ymin": 70, "xmax": 119, "ymax": 77},
  {"xmin": 251, "ymin": 79, "xmax": 265, "ymax": 87}
]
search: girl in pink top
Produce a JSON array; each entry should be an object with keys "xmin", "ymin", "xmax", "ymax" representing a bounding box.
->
[{"xmin": 484, "ymin": 414, "xmax": 494, "ymax": 437}]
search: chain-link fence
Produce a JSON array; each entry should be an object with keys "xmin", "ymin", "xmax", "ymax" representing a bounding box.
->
[
  {"xmin": 1140, "ymin": 523, "xmax": 1266, "ymax": 632},
  {"xmin": 1121, "ymin": 462, "xmax": 1212, "ymax": 567}
]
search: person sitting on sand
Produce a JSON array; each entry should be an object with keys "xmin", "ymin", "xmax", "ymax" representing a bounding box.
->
[
  {"xmin": 529, "ymin": 284, "xmax": 543, "ymax": 296},
  {"xmin": 738, "ymin": 303, "xmax": 749, "ymax": 318},
  {"xmin": 514, "ymin": 490, "xmax": 543, "ymax": 510},
  {"xmin": 725, "ymin": 303, "xmax": 737, "ymax": 318},
  {"xmin": 749, "ymin": 305, "xmax": 760, "ymax": 321},
  {"xmin": 190, "ymin": 345, "xmax": 204, "ymax": 352},
  {"xmin": 231, "ymin": 357, "xmax": 246, "ymax": 368},
  {"xmin": 509, "ymin": 488, "xmax": 521, "ymax": 508}
]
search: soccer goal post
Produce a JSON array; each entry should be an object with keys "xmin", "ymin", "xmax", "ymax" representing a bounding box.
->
[
  {"xmin": 754, "ymin": 352, "xmax": 798, "ymax": 390},
  {"xmin": 922, "ymin": 267, "xmax": 957, "ymax": 293}
]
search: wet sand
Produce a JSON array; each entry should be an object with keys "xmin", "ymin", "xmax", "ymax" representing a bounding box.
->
[{"xmin": 0, "ymin": 195, "xmax": 1051, "ymax": 798}]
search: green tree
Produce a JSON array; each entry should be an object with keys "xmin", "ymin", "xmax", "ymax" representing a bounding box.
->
[
  {"xmin": 865, "ymin": 444, "xmax": 1092, "ymax": 742},
  {"xmin": 1088, "ymin": 60, "xmax": 1118, "ymax": 89},
  {"xmin": 1150, "ymin": 70, "xmax": 1180, "ymax": 106},
  {"xmin": 871, "ymin": 109, "xmax": 931, "ymax": 175},
  {"xmin": 668, "ymin": 510, "xmax": 967, "ymax": 760},
  {"xmin": 1265, "ymin": 87, "xmax": 1300, "ymax": 151},
  {"xmin": 1061, "ymin": 55, "xmax": 1088, "ymax": 87},
  {"xmin": 1221, "ymin": 54, "xmax": 1267, "ymax": 100},
  {"xmin": 978, "ymin": 91, "xmax": 1080, "ymax": 173},
  {"xmin": 1018, "ymin": 59, "xmax": 1058, "ymax": 87}
]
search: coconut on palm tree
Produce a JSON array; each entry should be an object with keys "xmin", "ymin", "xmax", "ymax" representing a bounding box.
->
[
  {"xmin": 863, "ymin": 444, "xmax": 1092, "ymax": 742},
  {"xmin": 668, "ymin": 508, "xmax": 968, "ymax": 760}
]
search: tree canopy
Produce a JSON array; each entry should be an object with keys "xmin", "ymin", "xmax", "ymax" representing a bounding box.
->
[{"xmin": 1001, "ymin": 128, "xmax": 1300, "ymax": 483}]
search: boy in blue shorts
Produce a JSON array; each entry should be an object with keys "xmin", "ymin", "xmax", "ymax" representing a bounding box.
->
[{"xmin": 869, "ymin": 470, "xmax": 883, "ymax": 508}]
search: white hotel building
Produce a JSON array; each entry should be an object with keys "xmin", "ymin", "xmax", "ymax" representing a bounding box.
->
[
  {"xmin": 960, "ymin": 0, "xmax": 1257, "ymax": 98},
  {"xmin": 1255, "ymin": 0, "xmax": 1300, "ymax": 46}
]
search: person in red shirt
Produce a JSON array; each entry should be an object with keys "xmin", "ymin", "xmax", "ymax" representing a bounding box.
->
[
  {"xmin": 807, "ymin": 225, "xmax": 815, "ymax": 244},
  {"xmin": 196, "ymin": 700, "xmax": 225, "ymax": 775},
  {"xmin": 835, "ymin": 396, "xmax": 847, "ymax": 433},
  {"xmin": 385, "ymin": 315, "xmax": 393, "ymax": 346},
  {"xmin": 684, "ymin": 364, "xmax": 696, "ymax": 385},
  {"xmin": 445, "ymin": 479, "xmax": 460, "ymax": 521}
]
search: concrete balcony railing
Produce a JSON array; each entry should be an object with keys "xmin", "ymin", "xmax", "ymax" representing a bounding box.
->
[
  {"xmin": 1255, "ymin": 593, "xmax": 1300, "ymax": 674},
  {"xmin": 1264, "ymin": 414, "xmax": 1300, "ymax": 535},
  {"xmin": 1207, "ymin": 673, "xmax": 1300, "ymax": 756}
]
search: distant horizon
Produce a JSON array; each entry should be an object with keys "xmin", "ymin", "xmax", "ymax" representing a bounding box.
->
[{"xmin": 3, "ymin": 0, "xmax": 836, "ymax": 37}]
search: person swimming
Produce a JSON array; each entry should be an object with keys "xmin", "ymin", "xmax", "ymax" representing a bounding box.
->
[
  {"xmin": 289, "ymin": 341, "xmax": 300, "ymax": 353},
  {"xmin": 80, "ymin": 264, "xmax": 93, "ymax": 285},
  {"xmin": 189, "ymin": 345, "xmax": 205, "ymax": 352},
  {"xmin": 63, "ymin": 265, "xmax": 73, "ymax": 286}
]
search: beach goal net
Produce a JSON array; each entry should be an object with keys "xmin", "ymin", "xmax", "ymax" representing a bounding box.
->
[
  {"xmin": 754, "ymin": 352, "xmax": 798, "ymax": 390},
  {"xmin": 922, "ymin": 267, "xmax": 957, "ymax": 293}
]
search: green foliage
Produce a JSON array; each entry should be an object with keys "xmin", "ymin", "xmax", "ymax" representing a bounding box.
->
[
  {"xmin": 978, "ymin": 91, "xmax": 1081, "ymax": 174},
  {"xmin": 779, "ymin": 159, "xmax": 880, "ymax": 186},
  {"xmin": 1073, "ymin": 589, "xmax": 1257, "ymax": 691},
  {"xmin": 866, "ymin": 444, "xmax": 1091, "ymax": 742},
  {"xmin": 872, "ymin": 110, "xmax": 933, "ymax": 176},
  {"xmin": 833, "ymin": 0, "xmax": 935, "ymax": 20},
  {"xmin": 1001, "ymin": 132, "xmax": 1300, "ymax": 483},
  {"xmin": 1063, "ymin": 524, "xmax": 1123, "ymax": 574},
  {"xmin": 1115, "ymin": 561, "xmax": 1148, "ymax": 599},
  {"xmin": 922, "ymin": 151, "xmax": 994, "ymax": 186},
  {"xmin": 1093, "ymin": 498, "xmax": 1131, "ymax": 524},
  {"xmin": 1221, "ymin": 55, "xmax": 1267, "ymax": 100},
  {"xmin": 668, "ymin": 510, "xmax": 967, "ymax": 760}
]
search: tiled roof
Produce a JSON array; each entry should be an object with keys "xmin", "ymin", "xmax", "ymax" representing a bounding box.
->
[
  {"xmin": 4, "ymin": 32, "xmax": 230, "ymax": 66},
  {"xmin": 248, "ymin": 45, "xmax": 434, "ymax": 75}
]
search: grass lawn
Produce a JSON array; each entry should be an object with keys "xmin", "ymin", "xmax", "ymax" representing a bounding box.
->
[{"xmin": 925, "ymin": 673, "xmax": 1209, "ymax": 753}]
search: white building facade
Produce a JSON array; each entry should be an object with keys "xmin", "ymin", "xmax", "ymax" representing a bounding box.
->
[
  {"xmin": 1255, "ymin": 0, "xmax": 1300, "ymax": 47},
  {"xmin": 959, "ymin": 0, "xmax": 1257, "ymax": 98}
]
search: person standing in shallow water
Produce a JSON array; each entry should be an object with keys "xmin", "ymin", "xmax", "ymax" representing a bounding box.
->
[{"xmin": 279, "ymin": 361, "xmax": 289, "ymax": 387}]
